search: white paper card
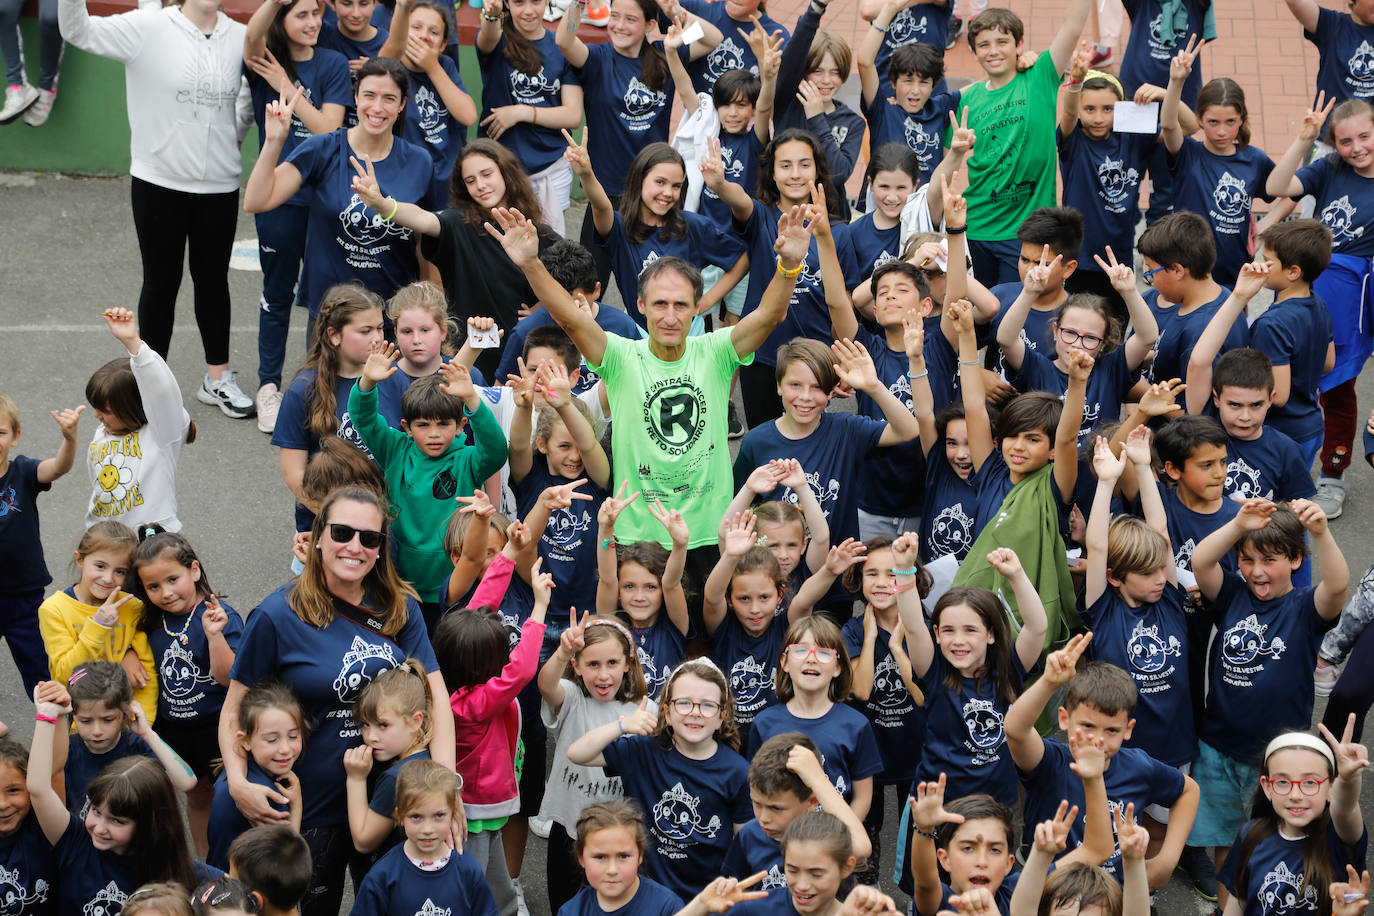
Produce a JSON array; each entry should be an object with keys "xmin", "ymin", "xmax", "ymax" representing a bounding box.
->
[
  {"xmin": 680, "ymin": 20, "xmax": 705, "ymax": 45},
  {"xmin": 468, "ymin": 325, "xmax": 501, "ymax": 349},
  {"xmin": 1113, "ymin": 101, "xmax": 1158, "ymax": 134}
]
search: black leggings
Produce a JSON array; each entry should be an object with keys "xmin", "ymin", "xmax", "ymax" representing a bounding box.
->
[
  {"xmin": 1324, "ymin": 616, "xmax": 1374, "ymax": 742},
  {"xmin": 578, "ymin": 192, "xmax": 618, "ymax": 295},
  {"xmin": 545, "ymin": 821, "xmax": 583, "ymax": 915},
  {"xmin": 130, "ymin": 176, "xmax": 238, "ymax": 365},
  {"xmin": 738, "ymin": 360, "xmax": 783, "ymax": 429}
]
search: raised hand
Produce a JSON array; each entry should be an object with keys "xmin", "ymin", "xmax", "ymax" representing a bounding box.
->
[
  {"xmin": 700, "ymin": 136, "xmax": 727, "ymax": 187},
  {"xmin": 247, "ymin": 51, "xmax": 291, "ymax": 104},
  {"xmin": 1022, "ymin": 244, "xmax": 1060, "ymax": 297},
  {"xmin": 620, "ymin": 696, "xmax": 657, "ymax": 734},
  {"xmin": 904, "ymin": 315, "xmax": 926, "ymax": 362},
  {"xmin": 456, "ymin": 488, "xmax": 496, "ymax": 519},
  {"xmin": 540, "ymin": 478, "xmax": 593, "ymax": 512},
  {"xmin": 260, "ymin": 79, "xmax": 304, "ymax": 145},
  {"xmin": 649, "ymin": 498, "xmax": 690, "ymax": 547},
  {"xmin": 739, "ymin": 14, "xmax": 784, "ymax": 76},
  {"xmin": 93, "ymin": 591, "xmax": 133, "ymax": 628},
  {"xmin": 1137, "ymin": 378, "xmax": 1186, "ymax": 418},
  {"xmin": 598, "ymin": 480, "xmax": 641, "ymax": 528},
  {"xmin": 507, "ymin": 519, "xmax": 534, "ymax": 553},
  {"xmin": 946, "ymin": 297, "xmax": 974, "ymax": 335},
  {"xmin": 1032, "ymin": 800, "xmax": 1080, "ymax": 854},
  {"xmin": 909, "ymin": 772, "xmax": 967, "ymax": 832},
  {"xmin": 832, "ymin": 338, "xmax": 880, "ymax": 393},
  {"xmin": 785, "ymin": 745, "xmax": 827, "ymax": 785},
  {"xmin": 363, "ymin": 341, "xmax": 400, "ymax": 383},
  {"xmin": 438, "ymin": 359, "xmax": 475, "ymax": 402},
  {"xmin": 483, "ymin": 207, "xmax": 541, "ymax": 268},
  {"xmin": 1117, "ymin": 804, "xmax": 1149, "ymax": 861},
  {"xmin": 840, "ymin": 885, "xmax": 901, "ymax": 916},
  {"xmin": 1093, "ymin": 434, "xmax": 1128, "ymax": 483},
  {"xmin": 1068, "ymin": 726, "xmax": 1108, "ymax": 781},
  {"xmin": 559, "ymin": 608, "xmax": 589, "ymax": 657},
  {"xmin": 1233, "ymin": 258, "xmax": 1271, "ymax": 301},
  {"xmin": 1123, "ymin": 424, "xmax": 1153, "ymax": 467},
  {"xmin": 128, "ymin": 701, "xmax": 152, "ymax": 738},
  {"xmin": 941, "ymin": 169, "xmax": 967, "ymax": 230},
  {"xmin": 985, "ymin": 547, "xmax": 1023, "ymax": 580},
  {"xmin": 1063, "ymin": 346, "xmax": 1094, "ymax": 382},
  {"xmin": 1168, "ymin": 33, "xmax": 1200, "ymax": 83},
  {"xmin": 743, "ymin": 461, "xmax": 786, "ymax": 495},
  {"xmin": 948, "ymin": 107, "xmax": 976, "ymax": 157},
  {"xmin": 1300, "ymin": 91, "xmax": 1338, "ymax": 144},
  {"xmin": 1234, "ymin": 497, "xmax": 1278, "ymax": 532},
  {"xmin": 507, "ymin": 355, "xmax": 537, "ymax": 410},
  {"xmin": 530, "ymin": 557, "xmax": 556, "ymax": 605},
  {"xmin": 823, "ymin": 538, "xmax": 868, "ymax": 576},
  {"xmin": 774, "ymin": 458, "xmax": 809, "ymax": 492},
  {"xmin": 891, "ymin": 531, "xmax": 919, "ymax": 569},
  {"xmin": 693, "ymin": 873, "xmax": 770, "ymax": 914},
  {"xmin": 809, "ymin": 181, "xmax": 832, "ymax": 240},
  {"xmin": 34, "ymin": 681, "xmax": 72, "ymax": 718},
  {"xmin": 1043, "ymin": 631, "xmax": 1093, "ymax": 687},
  {"xmin": 561, "ymin": 126, "xmax": 593, "ymax": 178},
  {"xmin": 1290, "ymin": 497, "xmax": 1330, "ymax": 538},
  {"xmin": 535, "ymin": 359, "xmax": 574, "ymax": 408},
  {"xmin": 774, "ymin": 205, "xmax": 815, "ymax": 268},
  {"xmin": 1092, "ymin": 246, "xmax": 1137, "ymax": 293},
  {"xmin": 722, "ymin": 512, "xmax": 759, "ymax": 557},
  {"xmin": 1331, "ymin": 865, "xmax": 1372, "ymax": 916},
  {"xmin": 102, "ymin": 307, "xmax": 140, "ymax": 348},
  {"xmin": 1068, "ymin": 38, "xmax": 1092, "ymax": 83},
  {"xmin": 1318, "ymin": 713, "xmax": 1371, "ymax": 782},
  {"xmin": 201, "ymin": 594, "xmax": 229, "ymax": 639},
  {"xmin": 349, "ymin": 153, "xmax": 387, "ymax": 212}
]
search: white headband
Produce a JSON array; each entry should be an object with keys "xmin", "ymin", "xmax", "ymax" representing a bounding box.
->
[{"xmin": 1263, "ymin": 732, "xmax": 1336, "ymax": 771}]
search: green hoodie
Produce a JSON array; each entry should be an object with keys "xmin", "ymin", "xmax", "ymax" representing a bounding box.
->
[{"xmin": 350, "ymin": 382, "xmax": 507, "ymax": 602}]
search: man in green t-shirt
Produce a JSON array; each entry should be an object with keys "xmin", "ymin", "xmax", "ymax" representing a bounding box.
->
[
  {"xmin": 487, "ymin": 206, "xmax": 814, "ymax": 562},
  {"xmin": 948, "ymin": 1, "xmax": 1092, "ymax": 285}
]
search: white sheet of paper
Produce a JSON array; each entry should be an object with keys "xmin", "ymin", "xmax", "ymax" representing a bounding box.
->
[
  {"xmin": 468, "ymin": 326, "xmax": 501, "ymax": 349},
  {"xmin": 679, "ymin": 20, "xmax": 705, "ymax": 45},
  {"xmin": 1113, "ymin": 101, "xmax": 1159, "ymax": 134}
]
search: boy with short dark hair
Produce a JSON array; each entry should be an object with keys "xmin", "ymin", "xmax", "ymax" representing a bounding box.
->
[
  {"xmin": 858, "ymin": 0, "xmax": 959, "ymax": 184},
  {"xmin": 1006, "ymin": 643, "xmax": 1199, "ymax": 884},
  {"xmin": 721, "ymin": 732, "xmax": 871, "ymax": 891},
  {"xmin": 1209, "ymin": 349, "xmax": 1317, "ymax": 504},
  {"xmin": 1250, "ymin": 219, "xmax": 1336, "ymax": 470},
  {"xmin": 954, "ymin": 0, "xmax": 1093, "ymax": 284},
  {"xmin": 987, "ymin": 207, "xmax": 1083, "ymax": 376},
  {"xmin": 227, "ymin": 825, "xmax": 313, "ymax": 916}
]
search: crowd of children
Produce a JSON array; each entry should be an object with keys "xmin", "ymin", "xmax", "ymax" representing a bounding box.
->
[{"xmin": 7, "ymin": 0, "xmax": 1374, "ymax": 915}]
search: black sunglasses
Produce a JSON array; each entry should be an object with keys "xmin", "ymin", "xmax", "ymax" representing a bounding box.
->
[{"xmin": 327, "ymin": 523, "xmax": 384, "ymax": 550}]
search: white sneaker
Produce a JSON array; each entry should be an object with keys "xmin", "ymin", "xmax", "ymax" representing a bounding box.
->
[
  {"xmin": 256, "ymin": 383, "xmax": 282, "ymax": 433},
  {"xmin": 1314, "ymin": 476, "xmax": 1348, "ymax": 520},
  {"xmin": 512, "ymin": 878, "xmax": 530, "ymax": 916},
  {"xmin": 1315, "ymin": 659, "xmax": 1340, "ymax": 697},
  {"xmin": 0, "ymin": 84, "xmax": 38, "ymax": 124},
  {"xmin": 529, "ymin": 815, "xmax": 552, "ymax": 839},
  {"xmin": 22, "ymin": 88, "xmax": 54, "ymax": 126},
  {"xmin": 197, "ymin": 370, "xmax": 257, "ymax": 418}
]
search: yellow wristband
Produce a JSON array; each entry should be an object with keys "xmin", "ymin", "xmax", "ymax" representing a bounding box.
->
[
  {"xmin": 776, "ymin": 256, "xmax": 804, "ymax": 279},
  {"xmin": 382, "ymin": 197, "xmax": 399, "ymax": 222}
]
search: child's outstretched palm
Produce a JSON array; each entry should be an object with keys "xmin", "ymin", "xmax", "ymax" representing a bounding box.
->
[
  {"xmin": 1138, "ymin": 378, "xmax": 1186, "ymax": 419},
  {"xmin": 1235, "ymin": 498, "xmax": 1278, "ymax": 531},
  {"xmin": 722, "ymin": 512, "xmax": 758, "ymax": 558},
  {"xmin": 909, "ymin": 772, "xmax": 966, "ymax": 832},
  {"xmin": 483, "ymin": 207, "xmax": 541, "ymax": 268},
  {"xmin": 774, "ymin": 205, "xmax": 815, "ymax": 265},
  {"xmin": 775, "ymin": 458, "xmax": 809, "ymax": 492},
  {"xmin": 823, "ymin": 538, "xmax": 868, "ymax": 576},
  {"xmin": 456, "ymin": 488, "xmax": 496, "ymax": 520},
  {"xmin": 1092, "ymin": 435, "xmax": 1127, "ymax": 483},
  {"xmin": 1068, "ymin": 727, "xmax": 1107, "ymax": 780},
  {"xmin": 904, "ymin": 316, "xmax": 925, "ymax": 361},
  {"xmin": 537, "ymin": 360, "xmax": 574, "ymax": 408},
  {"xmin": 832, "ymin": 339, "xmax": 880, "ymax": 392},
  {"xmin": 438, "ymin": 360, "xmax": 476, "ymax": 402},
  {"xmin": 1123, "ymin": 424, "xmax": 1152, "ymax": 467},
  {"xmin": 363, "ymin": 341, "xmax": 400, "ymax": 383}
]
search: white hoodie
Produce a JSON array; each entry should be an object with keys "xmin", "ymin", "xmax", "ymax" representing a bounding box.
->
[{"xmin": 58, "ymin": 0, "xmax": 246, "ymax": 194}]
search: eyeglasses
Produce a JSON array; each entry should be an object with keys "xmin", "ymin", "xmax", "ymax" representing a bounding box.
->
[
  {"xmin": 670, "ymin": 698, "xmax": 722, "ymax": 716},
  {"xmin": 1057, "ymin": 327, "xmax": 1105, "ymax": 350},
  {"xmin": 1142, "ymin": 264, "xmax": 1166, "ymax": 287},
  {"xmin": 787, "ymin": 644, "xmax": 838, "ymax": 664},
  {"xmin": 1263, "ymin": 776, "xmax": 1329, "ymax": 796},
  {"xmin": 327, "ymin": 523, "xmax": 384, "ymax": 550}
]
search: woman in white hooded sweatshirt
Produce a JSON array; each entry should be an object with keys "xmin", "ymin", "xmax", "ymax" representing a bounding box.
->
[{"xmin": 58, "ymin": 0, "xmax": 258, "ymax": 422}]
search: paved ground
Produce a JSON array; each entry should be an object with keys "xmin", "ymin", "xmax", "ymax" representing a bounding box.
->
[{"xmin": 2, "ymin": 157, "xmax": 1373, "ymax": 912}]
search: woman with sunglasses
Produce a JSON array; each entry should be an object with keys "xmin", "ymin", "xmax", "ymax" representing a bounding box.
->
[
  {"xmin": 216, "ymin": 486, "xmax": 455, "ymax": 916},
  {"xmin": 994, "ymin": 245, "xmax": 1159, "ymax": 443}
]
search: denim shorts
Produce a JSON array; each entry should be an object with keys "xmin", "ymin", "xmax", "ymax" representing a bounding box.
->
[{"xmin": 1187, "ymin": 740, "xmax": 1258, "ymax": 847}]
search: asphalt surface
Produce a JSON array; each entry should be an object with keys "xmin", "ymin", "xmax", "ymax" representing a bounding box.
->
[{"xmin": 1, "ymin": 172, "xmax": 1372, "ymax": 915}]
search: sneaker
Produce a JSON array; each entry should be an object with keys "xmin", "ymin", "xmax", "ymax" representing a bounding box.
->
[
  {"xmin": 945, "ymin": 16, "xmax": 963, "ymax": 50},
  {"xmin": 0, "ymin": 84, "xmax": 38, "ymax": 124},
  {"xmin": 197, "ymin": 370, "xmax": 257, "ymax": 419},
  {"xmin": 22, "ymin": 88, "xmax": 54, "ymax": 126},
  {"xmin": 529, "ymin": 815, "xmax": 552, "ymax": 839},
  {"xmin": 584, "ymin": 0, "xmax": 610, "ymax": 26},
  {"xmin": 256, "ymin": 383, "xmax": 282, "ymax": 434},
  {"xmin": 512, "ymin": 878, "xmax": 530, "ymax": 916},
  {"xmin": 728, "ymin": 402, "xmax": 746, "ymax": 440},
  {"xmin": 544, "ymin": 0, "xmax": 570, "ymax": 22},
  {"xmin": 1176, "ymin": 845, "xmax": 1218, "ymax": 901},
  {"xmin": 1089, "ymin": 42, "xmax": 1114, "ymax": 67},
  {"xmin": 1315, "ymin": 658, "xmax": 1340, "ymax": 697},
  {"xmin": 1314, "ymin": 476, "xmax": 1348, "ymax": 520}
]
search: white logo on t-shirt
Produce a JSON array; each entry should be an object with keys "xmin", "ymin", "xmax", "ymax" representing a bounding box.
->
[
  {"xmin": 1226, "ymin": 456, "xmax": 1272, "ymax": 500},
  {"xmin": 1220, "ymin": 615, "xmax": 1286, "ymax": 667},
  {"xmin": 652, "ymin": 782, "xmax": 722, "ymax": 841},
  {"xmin": 929, "ymin": 504, "xmax": 974, "ymax": 559},
  {"xmin": 1258, "ymin": 861, "xmax": 1318, "ymax": 915},
  {"xmin": 705, "ymin": 36, "xmax": 749, "ymax": 82},
  {"xmin": 333, "ymin": 635, "xmax": 400, "ymax": 702},
  {"xmin": 0, "ymin": 866, "xmax": 48, "ymax": 914},
  {"xmin": 1320, "ymin": 194, "xmax": 1365, "ymax": 244},
  {"xmin": 1127, "ymin": 619, "xmax": 1182, "ymax": 674},
  {"xmin": 1096, "ymin": 155, "xmax": 1139, "ymax": 209},
  {"xmin": 1212, "ymin": 171, "xmax": 1248, "ymax": 219},
  {"xmin": 83, "ymin": 882, "xmax": 127, "ymax": 916},
  {"xmin": 160, "ymin": 639, "xmax": 215, "ymax": 699}
]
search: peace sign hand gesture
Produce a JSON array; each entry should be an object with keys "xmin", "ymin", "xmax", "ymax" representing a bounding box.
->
[
  {"xmin": 262, "ymin": 79, "xmax": 303, "ymax": 145},
  {"xmin": 1021, "ymin": 244, "xmax": 1060, "ymax": 296},
  {"xmin": 1091, "ymin": 246, "xmax": 1136, "ymax": 293},
  {"xmin": 1300, "ymin": 91, "xmax": 1338, "ymax": 144},
  {"xmin": 562, "ymin": 127, "xmax": 593, "ymax": 178},
  {"xmin": 1318, "ymin": 713, "xmax": 1371, "ymax": 783},
  {"xmin": 948, "ymin": 107, "xmax": 976, "ymax": 157},
  {"xmin": 350, "ymin": 154, "xmax": 388, "ymax": 212},
  {"xmin": 1169, "ymin": 33, "xmax": 1200, "ymax": 83}
]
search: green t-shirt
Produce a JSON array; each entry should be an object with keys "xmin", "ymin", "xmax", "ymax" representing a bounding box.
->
[
  {"xmin": 950, "ymin": 49, "xmax": 1062, "ymax": 241},
  {"xmin": 589, "ymin": 329, "xmax": 750, "ymax": 549}
]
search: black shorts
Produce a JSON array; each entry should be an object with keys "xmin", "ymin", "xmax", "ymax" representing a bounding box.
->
[{"xmin": 154, "ymin": 716, "xmax": 221, "ymax": 781}]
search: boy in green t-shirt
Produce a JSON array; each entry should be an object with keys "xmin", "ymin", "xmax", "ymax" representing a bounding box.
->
[{"xmin": 952, "ymin": 2, "xmax": 1092, "ymax": 285}]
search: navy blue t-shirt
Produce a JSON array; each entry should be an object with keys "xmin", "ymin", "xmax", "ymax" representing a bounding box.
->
[
  {"xmin": 871, "ymin": 4, "xmax": 949, "ymax": 90},
  {"xmin": 835, "ymin": 214, "xmax": 903, "ymax": 291},
  {"xmin": 479, "ymin": 32, "xmax": 581, "ymax": 174},
  {"xmin": 1058, "ymin": 125, "xmax": 1155, "ymax": 274},
  {"xmin": 317, "ymin": 21, "xmax": 387, "ymax": 62},
  {"xmin": 286, "ymin": 129, "xmax": 434, "ymax": 315},
  {"xmin": 577, "ymin": 41, "xmax": 675, "ymax": 197},
  {"xmin": 249, "ymin": 50, "xmax": 353, "ymax": 208},
  {"xmin": 493, "ymin": 303, "xmax": 642, "ymax": 396},
  {"xmin": 1147, "ymin": 287, "xmax": 1246, "ymax": 386},
  {"xmin": 601, "ymin": 735, "xmax": 752, "ymax": 901},
  {"xmin": 720, "ymin": 820, "xmax": 786, "ymax": 894},
  {"xmin": 1021, "ymin": 740, "xmax": 1185, "ymax": 880},
  {"xmin": 916, "ymin": 875, "xmax": 1020, "ymax": 916},
  {"xmin": 986, "ymin": 285, "xmax": 1057, "ymax": 378},
  {"xmin": 1119, "ymin": 0, "xmax": 1205, "ymax": 106},
  {"xmin": 864, "ymin": 87, "xmax": 959, "ymax": 184},
  {"xmin": 401, "ymin": 56, "xmax": 470, "ymax": 204},
  {"xmin": 734, "ymin": 411, "xmax": 887, "ymax": 548},
  {"xmin": 1295, "ymin": 154, "xmax": 1374, "ymax": 257},
  {"xmin": 230, "ymin": 584, "xmax": 439, "ymax": 827},
  {"xmin": 920, "ymin": 440, "xmax": 977, "ymax": 563},
  {"xmin": 50, "ymin": 814, "xmax": 217, "ymax": 916},
  {"xmin": 1306, "ymin": 7, "xmax": 1374, "ymax": 112},
  {"xmin": 699, "ymin": 129, "xmax": 764, "ymax": 228},
  {"xmin": 968, "ymin": 449, "xmax": 1069, "ymax": 539},
  {"xmin": 1169, "ymin": 138, "xmax": 1275, "ymax": 287},
  {"xmin": 514, "ymin": 463, "xmax": 606, "ymax": 618},
  {"xmin": 350, "ymin": 843, "xmax": 498, "ymax": 916},
  {"xmin": 1084, "ymin": 583, "xmax": 1195, "ymax": 767},
  {"xmin": 1247, "ymin": 295, "xmax": 1333, "ymax": 443},
  {"xmin": 599, "ymin": 211, "xmax": 745, "ymax": 329},
  {"xmin": 0, "ymin": 812, "xmax": 55, "ymax": 916},
  {"xmin": 557, "ymin": 876, "xmax": 683, "ymax": 916},
  {"xmin": 1219, "ymin": 820, "xmax": 1368, "ymax": 916},
  {"xmin": 1200, "ymin": 576, "xmax": 1331, "ymax": 765},
  {"xmin": 1158, "ymin": 482, "xmax": 1241, "ymax": 576},
  {"xmin": 1223, "ymin": 429, "xmax": 1317, "ymax": 502},
  {"xmin": 841, "ymin": 617, "xmax": 926, "ymax": 784},
  {"xmin": 621, "ymin": 613, "xmax": 685, "ymax": 701},
  {"xmin": 747, "ymin": 703, "xmax": 883, "ymax": 800},
  {"xmin": 914, "ymin": 651, "xmax": 1028, "ymax": 807},
  {"xmin": 65, "ymin": 733, "xmax": 152, "ymax": 816},
  {"xmin": 145, "ymin": 599, "xmax": 243, "ymax": 724},
  {"xmin": 0, "ymin": 456, "xmax": 52, "ymax": 594},
  {"xmin": 675, "ymin": 0, "xmax": 789, "ymax": 93},
  {"xmin": 1010, "ymin": 345, "xmax": 1134, "ymax": 444},
  {"xmin": 847, "ymin": 324, "xmax": 924, "ymax": 518},
  {"xmin": 710, "ymin": 612, "xmax": 786, "ymax": 746},
  {"xmin": 206, "ymin": 760, "xmax": 291, "ymax": 871}
]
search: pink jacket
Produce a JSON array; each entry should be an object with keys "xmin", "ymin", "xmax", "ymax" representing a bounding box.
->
[{"xmin": 448, "ymin": 553, "xmax": 545, "ymax": 820}]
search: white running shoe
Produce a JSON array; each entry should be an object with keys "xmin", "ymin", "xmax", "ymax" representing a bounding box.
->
[
  {"xmin": 256, "ymin": 383, "xmax": 282, "ymax": 433},
  {"xmin": 197, "ymin": 370, "xmax": 257, "ymax": 419},
  {"xmin": 0, "ymin": 84, "xmax": 38, "ymax": 124},
  {"xmin": 22, "ymin": 88, "xmax": 55, "ymax": 126}
]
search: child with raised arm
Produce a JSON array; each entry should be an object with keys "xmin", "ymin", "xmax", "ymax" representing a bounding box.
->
[
  {"xmin": 1186, "ymin": 497, "xmax": 1350, "ymax": 900},
  {"xmin": 350, "ymin": 344, "xmax": 507, "ymax": 632},
  {"xmin": 1010, "ymin": 807, "xmax": 1152, "ymax": 916},
  {"xmin": 1005, "ymin": 634, "xmax": 1199, "ymax": 885}
]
